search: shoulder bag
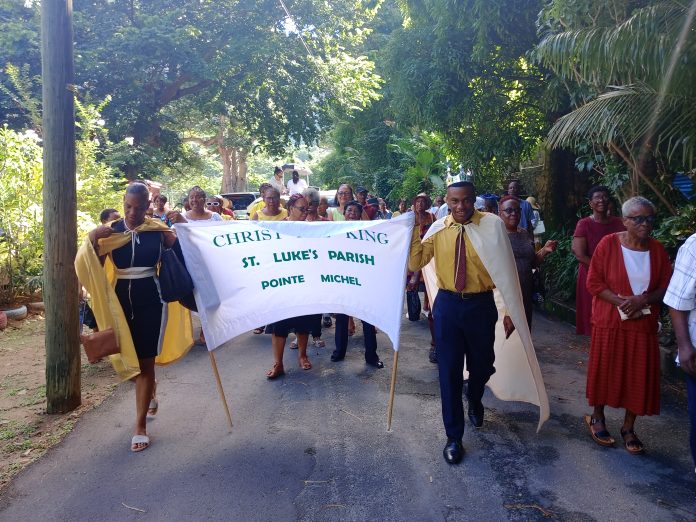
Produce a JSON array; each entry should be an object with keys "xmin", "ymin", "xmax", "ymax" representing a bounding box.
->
[{"xmin": 81, "ymin": 327, "xmax": 120, "ymax": 364}]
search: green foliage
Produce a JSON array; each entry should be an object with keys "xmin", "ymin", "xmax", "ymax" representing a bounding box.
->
[
  {"xmin": 388, "ymin": 131, "xmax": 446, "ymax": 201},
  {"xmin": 0, "ymin": 0, "xmax": 41, "ymax": 129},
  {"xmin": 0, "ymin": 126, "xmax": 43, "ymax": 300},
  {"xmin": 541, "ymin": 228, "xmax": 577, "ymax": 301},
  {"xmin": 653, "ymin": 203, "xmax": 696, "ymax": 257},
  {"xmin": 69, "ymin": 0, "xmax": 382, "ymax": 175},
  {"xmin": 0, "ymin": 101, "xmax": 123, "ymax": 301},
  {"xmin": 384, "ymin": 0, "xmax": 548, "ymax": 181}
]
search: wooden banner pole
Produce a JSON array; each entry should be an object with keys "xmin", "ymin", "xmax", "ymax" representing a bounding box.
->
[
  {"xmin": 208, "ymin": 350, "xmax": 233, "ymax": 431},
  {"xmin": 386, "ymin": 350, "xmax": 400, "ymax": 431}
]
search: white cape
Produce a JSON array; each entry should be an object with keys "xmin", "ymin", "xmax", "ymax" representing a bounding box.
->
[{"xmin": 421, "ymin": 213, "xmax": 550, "ymax": 431}]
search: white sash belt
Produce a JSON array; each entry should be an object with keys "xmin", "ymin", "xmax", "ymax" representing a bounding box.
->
[{"xmin": 114, "ymin": 267, "xmax": 156, "ymax": 279}]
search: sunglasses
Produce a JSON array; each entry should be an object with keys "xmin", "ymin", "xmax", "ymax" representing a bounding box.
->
[
  {"xmin": 205, "ymin": 201, "xmax": 220, "ymax": 207},
  {"xmin": 625, "ymin": 215, "xmax": 656, "ymax": 225},
  {"xmin": 502, "ymin": 208, "xmax": 521, "ymax": 215}
]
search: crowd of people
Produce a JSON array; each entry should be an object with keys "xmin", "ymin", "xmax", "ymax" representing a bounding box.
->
[{"xmin": 78, "ymin": 170, "xmax": 695, "ymax": 475}]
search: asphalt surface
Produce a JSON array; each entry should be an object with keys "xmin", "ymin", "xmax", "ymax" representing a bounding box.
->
[{"xmin": 0, "ymin": 308, "xmax": 694, "ymax": 521}]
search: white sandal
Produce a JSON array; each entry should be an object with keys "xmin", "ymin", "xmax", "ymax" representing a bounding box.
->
[
  {"xmin": 131, "ymin": 434, "xmax": 150, "ymax": 452},
  {"xmin": 147, "ymin": 399, "xmax": 158, "ymax": 418}
]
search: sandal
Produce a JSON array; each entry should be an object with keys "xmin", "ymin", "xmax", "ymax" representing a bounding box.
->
[
  {"xmin": 253, "ymin": 327, "xmax": 265, "ymax": 335},
  {"xmin": 266, "ymin": 363, "xmax": 285, "ymax": 379},
  {"xmin": 131, "ymin": 434, "xmax": 150, "ymax": 452},
  {"xmin": 584, "ymin": 414, "xmax": 615, "ymax": 447},
  {"xmin": 147, "ymin": 399, "xmax": 158, "ymax": 418},
  {"xmin": 312, "ymin": 337, "xmax": 325, "ymax": 348},
  {"xmin": 299, "ymin": 356, "xmax": 312, "ymax": 370},
  {"xmin": 620, "ymin": 428, "xmax": 645, "ymax": 455}
]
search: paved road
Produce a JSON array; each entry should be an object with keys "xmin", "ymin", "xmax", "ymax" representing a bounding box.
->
[{"xmin": 0, "ymin": 311, "xmax": 694, "ymax": 521}]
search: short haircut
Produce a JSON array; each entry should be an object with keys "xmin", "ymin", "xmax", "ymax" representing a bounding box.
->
[
  {"xmin": 344, "ymin": 200, "xmax": 363, "ymax": 215},
  {"xmin": 188, "ymin": 185, "xmax": 206, "ymax": 198},
  {"xmin": 99, "ymin": 208, "xmax": 119, "ymax": 223},
  {"xmin": 302, "ymin": 186, "xmax": 320, "ymax": 205},
  {"xmin": 153, "ymin": 194, "xmax": 167, "ymax": 204},
  {"xmin": 587, "ymin": 185, "xmax": 610, "ymax": 200},
  {"xmin": 622, "ymin": 196, "xmax": 656, "ymax": 216},
  {"xmin": 448, "ymin": 181, "xmax": 475, "ymax": 192},
  {"xmin": 286, "ymin": 193, "xmax": 306, "ymax": 210},
  {"xmin": 264, "ymin": 187, "xmax": 280, "ymax": 198},
  {"xmin": 292, "ymin": 170, "xmax": 299, "ymax": 176},
  {"xmin": 259, "ymin": 182, "xmax": 272, "ymax": 193},
  {"xmin": 498, "ymin": 195, "xmax": 520, "ymax": 207},
  {"xmin": 126, "ymin": 181, "xmax": 150, "ymax": 201}
]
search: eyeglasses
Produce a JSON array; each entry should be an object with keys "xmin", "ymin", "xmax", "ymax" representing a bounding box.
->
[
  {"xmin": 625, "ymin": 215, "xmax": 656, "ymax": 225},
  {"xmin": 502, "ymin": 208, "xmax": 521, "ymax": 214},
  {"xmin": 205, "ymin": 201, "xmax": 220, "ymax": 207},
  {"xmin": 337, "ymin": 191, "xmax": 352, "ymax": 196},
  {"xmin": 294, "ymin": 206, "xmax": 308, "ymax": 212}
]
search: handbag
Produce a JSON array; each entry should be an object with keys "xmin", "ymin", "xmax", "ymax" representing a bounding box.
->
[
  {"xmin": 158, "ymin": 247, "xmax": 194, "ymax": 303},
  {"xmin": 81, "ymin": 327, "xmax": 120, "ymax": 364},
  {"xmin": 406, "ymin": 289, "xmax": 422, "ymax": 321},
  {"xmin": 533, "ymin": 220, "xmax": 545, "ymax": 235}
]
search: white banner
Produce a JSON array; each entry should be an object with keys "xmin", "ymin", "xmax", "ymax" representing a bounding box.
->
[{"xmin": 175, "ymin": 214, "xmax": 415, "ymax": 351}]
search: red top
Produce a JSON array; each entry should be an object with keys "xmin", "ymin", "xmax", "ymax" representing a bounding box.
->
[
  {"xmin": 586, "ymin": 233, "xmax": 672, "ymax": 332},
  {"xmin": 573, "ymin": 215, "xmax": 625, "ymax": 255}
]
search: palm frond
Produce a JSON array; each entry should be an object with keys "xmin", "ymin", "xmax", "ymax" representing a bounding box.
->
[
  {"xmin": 534, "ymin": 1, "xmax": 695, "ymax": 90},
  {"xmin": 548, "ymin": 83, "xmax": 696, "ymax": 166}
]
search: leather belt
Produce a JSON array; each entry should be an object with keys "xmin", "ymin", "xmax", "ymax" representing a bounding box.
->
[{"xmin": 439, "ymin": 289, "xmax": 493, "ymax": 299}]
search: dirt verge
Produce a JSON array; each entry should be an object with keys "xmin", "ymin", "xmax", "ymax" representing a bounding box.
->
[{"xmin": 0, "ymin": 313, "xmax": 119, "ymax": 491}]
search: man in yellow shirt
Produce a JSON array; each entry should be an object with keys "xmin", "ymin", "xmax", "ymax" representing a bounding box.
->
[{"xmin": 409, "ymin": 181, "xmax": 512, "ymax": 464}]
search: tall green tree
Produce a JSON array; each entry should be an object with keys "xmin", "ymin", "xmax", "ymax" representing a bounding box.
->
[
  {"xmin": 71, "ymin": 0, "xmax": 381, "ymax": 179},
  {"xmin": 534, "ymin": 0, "xmax": 696, "ymax": 213},
  {"xmin": 383, "ymin": 0, "xmax": 547, "ymax": 186}
]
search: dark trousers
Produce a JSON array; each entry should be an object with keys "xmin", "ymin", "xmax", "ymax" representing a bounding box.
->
[
  {"xmin": 433, "ymin": 290, "xmax": 497, "ymax": 440},
  {"xmin": 687, "ymin": 372, "xmax": 696, "ymax": 468},
  {"xmin": 334, "ymin": 314, "xmax": 379, "ymax": 363}
]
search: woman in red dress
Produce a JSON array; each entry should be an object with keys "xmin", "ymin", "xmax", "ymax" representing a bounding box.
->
[
  {"xmin": 572, "ymin": 186, "xmax": 625, "ymax": 335},
  {"xmin": 584, "ymin": 196, "xmax": 671, "ymax": 454}
]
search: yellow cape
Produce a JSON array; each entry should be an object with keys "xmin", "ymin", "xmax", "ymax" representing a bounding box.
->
[
  {"xmin": 422, "ymin": 213, "xmax": 550, "ymax": 432},
  {"xmin": 74, "ymin": 219, "xmax": 194, "ymax": 380}
]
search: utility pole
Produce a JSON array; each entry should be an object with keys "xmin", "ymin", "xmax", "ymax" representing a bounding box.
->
[{"xmin": 41, "ymin": 0, "xmax": 80, "ymax": 412}]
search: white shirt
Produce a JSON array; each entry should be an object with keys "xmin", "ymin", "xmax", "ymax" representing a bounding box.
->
[
  {"xmin": 269, "ymin": 176, "xmax": 285, "ymax": 194},
  {"xmin": 621, "ymin": 246, "xmax": 650, "ymax": 295},
  {"xmin": 287, "ymin": 178, "xmax": 308, "ymax": 196},
  {"xmin": 664, "ymin": 233, "xmax": 696, "ymax": 357}
]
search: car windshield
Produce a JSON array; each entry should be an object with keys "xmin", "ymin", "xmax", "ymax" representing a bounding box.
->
[{"xmin": 223, "ymin": 193, "xmax": 256, "ymax": 210}]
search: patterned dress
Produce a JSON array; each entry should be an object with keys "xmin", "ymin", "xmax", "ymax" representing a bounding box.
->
[{"xmin": 507, "ymin": 229, "xmax": 536, "ymax": 328}]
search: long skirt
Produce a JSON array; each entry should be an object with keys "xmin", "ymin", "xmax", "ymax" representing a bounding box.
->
[{"xmin": 586, "ymin": 326, "xmax": 660, "ymax": 416}]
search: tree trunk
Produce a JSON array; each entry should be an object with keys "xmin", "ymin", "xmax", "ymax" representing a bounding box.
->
[
  {"xmin": 540, "ymin": 146, "xmax": 582, "ymax": 232},
  {"xmin": 237, "ymin": 148, "xmax": 248, "ymax": 191},
  {"xmin": 220, "ymin": 144, "xmax": 233, "ymax": 193},
  {"xmin": 41, "ymin": 0, "xmax": 80, "ymax": 413}
]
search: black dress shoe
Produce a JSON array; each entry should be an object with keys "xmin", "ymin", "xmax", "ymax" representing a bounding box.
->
[
  {"xmin": 443, "ymin": 439, "xmax": 464, "ymax": 464},
  {"xmin": 330, "ymin": 353, "xmax": 344, "ymax": 362},
  {"xmin": 428, "ymin": 346, "xmax": 437, "ymax": 364},
  {"xmin": 467, "ymin": 401, "xmax": 484, "ymax": 428},
  {"xmin": 366, "ymin": 359, "xmax": 384, "ymax": 369}
]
